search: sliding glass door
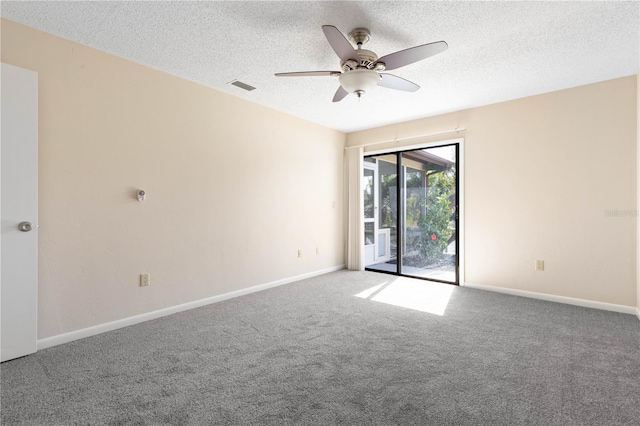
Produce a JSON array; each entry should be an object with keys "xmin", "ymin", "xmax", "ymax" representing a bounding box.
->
[{"xmin": 364, "ymin": 144, "xmax": 459, "ymax": 284}]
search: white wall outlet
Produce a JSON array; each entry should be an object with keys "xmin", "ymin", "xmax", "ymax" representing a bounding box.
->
[
  {"xmin": 140, "ymin": 273, "xmax": 150, "ymax": 286},
  {"xmin": 298, "ymin": 249, "xmax": 302, "ymax": 258},
  {"xmin": 535, "ymin": 260, "xmax": 544, "ymax": 271},
  {"xmin": 316, "ymin": 247, "xmax": 319, "ymax": 255}
]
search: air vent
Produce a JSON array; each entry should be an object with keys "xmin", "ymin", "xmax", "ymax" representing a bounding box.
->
[{"xmin": 227, "ymin": 80, "xmax": 256, "ymax": 92}]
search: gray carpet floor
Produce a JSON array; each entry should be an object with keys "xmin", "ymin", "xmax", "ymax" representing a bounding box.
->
[{"xmin": 1, "ymin": 270, "xmax": 639, "ymax": 425}]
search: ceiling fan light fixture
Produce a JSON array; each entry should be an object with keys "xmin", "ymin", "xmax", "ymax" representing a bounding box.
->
[{"xmin": 338, "ymin": 69, "xmax": 381, "ymax": 97}]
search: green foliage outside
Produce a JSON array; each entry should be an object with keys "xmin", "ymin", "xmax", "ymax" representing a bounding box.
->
[
  {"xmin": 411, "ymin": 168, "xmax": 455, "ymax": 265},
  {"xmin": 380, "ymin": 174, "xmax": 397, "ymax": 228},
  {"xmin": 379, "ymin": 165, "xmax": 455, "ymax": 266}
]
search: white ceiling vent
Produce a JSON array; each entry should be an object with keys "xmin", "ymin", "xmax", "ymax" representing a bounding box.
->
[{"xmin": 227, "ymin": 80, "xmax": 256, "ymax": 92}]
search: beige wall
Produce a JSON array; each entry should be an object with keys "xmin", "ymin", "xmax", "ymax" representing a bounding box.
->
[
  {"xmin": 637, "ymin": 74, "xmax": 640, "ymax": 315},
  {"xmin": 1, "ymin": 19, "xmax": 346, "ymax": 339},
  {"xmin": 349, "ymin": 76, "xmax": 638, "ymax": 307}
]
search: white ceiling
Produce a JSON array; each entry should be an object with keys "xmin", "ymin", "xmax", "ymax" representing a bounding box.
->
[{"xmin": 2, "ymin": 1, "xmax": 639, "ymax": 133}]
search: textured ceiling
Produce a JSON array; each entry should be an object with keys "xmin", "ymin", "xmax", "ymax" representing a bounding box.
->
[{"xmin": 2, "ymin": 1, "xmax": 639, "ymax": 133}]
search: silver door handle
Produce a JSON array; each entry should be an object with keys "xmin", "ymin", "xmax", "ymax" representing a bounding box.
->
[{"xmin": 18, "ymin": 222, "xmax": 33, "ymax": 232}]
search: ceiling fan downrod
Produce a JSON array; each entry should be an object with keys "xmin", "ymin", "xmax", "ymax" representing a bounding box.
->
[{"xmin": 348, "ymin": 28, "xmax": 371, "ymax": 49}]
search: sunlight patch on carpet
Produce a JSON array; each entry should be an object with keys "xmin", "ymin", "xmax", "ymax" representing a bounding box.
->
[{"xmin": 355, "ymin": 277, "xmax": 453, "ymax": 315}]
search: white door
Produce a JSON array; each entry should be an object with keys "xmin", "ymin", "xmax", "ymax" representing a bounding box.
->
[
  {"xmin": 1, "ymin": 63, "xmax": 39, "ymax": 362},
  {"xmin": 363, "ymin": 163, "xmax": 378, "ymax": 266}
]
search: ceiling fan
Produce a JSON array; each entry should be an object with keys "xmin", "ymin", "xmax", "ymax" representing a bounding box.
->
[{"xmin": 275, "ymin": 25, "xmax": 448, "ymax": 102}]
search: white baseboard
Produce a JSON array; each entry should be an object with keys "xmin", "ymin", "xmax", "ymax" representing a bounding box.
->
[
  {"xmin": 636, "ymin": 308, "xmax": 640, "ymax": 322},
  {"xmin": 463, "ymin": 282, "xmax": 636, "ymax": 315},
  {"xmin": 38, "ymin": 264, "xmax": 345, "ymax": 351}
]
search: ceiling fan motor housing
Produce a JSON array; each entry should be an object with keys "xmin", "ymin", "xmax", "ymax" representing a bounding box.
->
[{"xmin": 341, "ymin": 49, "xmax": 380, "ymax": 71}]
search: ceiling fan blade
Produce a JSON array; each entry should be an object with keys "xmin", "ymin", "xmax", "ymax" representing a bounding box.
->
[
  {"xmin": 376, "ymin": 41, "xmax": 448, "ymax": 71},
  {"xmin": 322, "ymin": 25, "xmax": 359, "ymax": 62},
  {"xmin": 275, "ymin": 71, "xmax": 341, "ymax": 77},
  {"xmin": 332, "ymin": 86, "xmax": 348, "ymax": 102},
  {"xmin": 378, "ymin": 73, "xmax": 420, "ymax": 92}
]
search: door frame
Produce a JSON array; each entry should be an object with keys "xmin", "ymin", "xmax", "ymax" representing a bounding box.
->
[{"xmin": 363, "ymin": 138, "xmax": 464, "ymax": 284}]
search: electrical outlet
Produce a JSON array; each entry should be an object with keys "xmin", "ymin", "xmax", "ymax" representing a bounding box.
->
[
  {"xmin": 140, "ymin": 273, "xmax": 150, "ymax": 286},
  {"xmin": 316, "ymin": 247, "xmax": 319, "ymax": 255},
  {"xmin": 535, "ymin": 260, "xmax": 544, "ymax": 271},
  {"xmin": 298, "ymin": 249, "xmax": 302, "ymax": 258}
]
